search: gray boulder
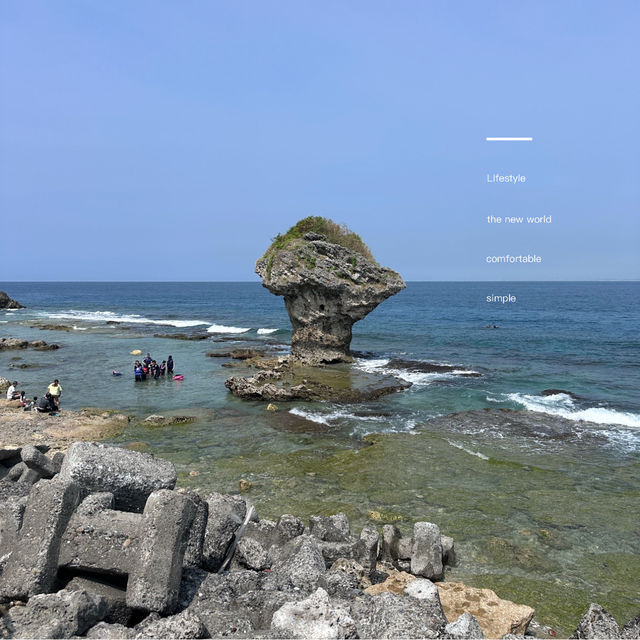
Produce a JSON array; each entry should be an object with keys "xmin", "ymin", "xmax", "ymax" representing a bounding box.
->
[
  {"xmin": 319, "ymin": 570, "xmax": 362, "ymax": 600},
  {"xmin": 411, "ymin": 521, "xmax": 444, "ymax": 580},
  {"xmin": 184, "ymin": 569, "xmax": 262, "ymax": 632},
  {"xmin": 58, "ymin": 442, "xmax": 177, "ymax": 512},
  {"xmin": 271, "ymin": 534, "xmax": 327, "ymax": 593},
  {"xmin": 65, "ymin": 575, "xmax": 132, "ymax": 626},
  {"xmin": 133, "ymin": 610, "xmax": 208, "ymax": 639},
  {"xmin": 381, "ymin": 524, "xmax": 402, "ymax": 563},
  {"xmin": 445, "ymin": 612, "xmax": 485, "ymax": 639},
  {"xmin": 271, "ymin": 587, "xmax": 357, "ymax": 639},
  {"xmin": 85, "ymin": 622, "xmax": 135, "ymax": 639},
  {"xmin": 201, "ymin": 492, "xmax": 249, "ymax": 571},
  {"xmin": 442, "ymin": 534, "xmax": 456, "ymax": 566},
  {"xmin": 0, "ymin": 588, "xmax": 107, "ymax": 638},
  {"xmin": 20, "ymin": 445, "xmax": 57, "ymax": 479},
  {"xmin": 234, "ymin": 535, "xmax": 271, "ymax": 571},
  {"xmin": 275, "ymin": 514, "xmax": 305, "ymax": 545},
  {"xmin": 351, "ymin": 591, "xmax": 447, "ymax": 639},
  {"xmin": 622, "ymin": 613, "xmax": 640, "ymax": 639},
  {"xmin": 316, "ymin": 526, "xmax": 379, "ymax": 573},
  {"xmin": 6, "ymin": 462, "xmax": 27, "ymax": 482},
  {"xmin": 244, "ymin": 518, "xmax": 278, "ymax": 549},
  {"xmin": 571, "ymin": 603, "xmax": 621, "ymax": 639},
  {"xmin": 309, "ymin": 513, "xmax": 351, "ymax": 542},
  {"xmin": 18, "ymin": 467, "xmax": 42, "ymax": 485}
]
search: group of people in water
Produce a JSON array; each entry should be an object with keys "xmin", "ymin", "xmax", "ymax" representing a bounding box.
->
[
  {"xmin": 133, "ymin": 353, "xmax": 174, "ymax": 381},
  {"xmin": 6, "ymin": 378, "xmax": 63, "ymax": 413}
]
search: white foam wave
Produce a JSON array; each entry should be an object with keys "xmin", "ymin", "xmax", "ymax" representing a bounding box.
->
[
  {"xmin": 507, "ymin": 392, "xmax": 640, "ymax": 428},
  {"xmin": 447, "ymin": 440, "xmax": 489, "ymax": 460},
  {"xmin": 207, "ymin": 324, "xmax": 250, "ymax": 334},
  {"xmin": 257, "ymin": 328, "xmax": 278, "ymax": 335},
  {"xmin": 354, "ymin": 358, "xmax": 478, "ymax": 386},
  {"xmin": 43, "ymin": 310, "xmax": 209, "ymax": 328},
  {"xmin": 72, "ymin": 325, "xmax": 87, "ymax": 331},
  {"xmin": 0, "ymin": 320, "xmax": 7, "ymax": 324},
  {"xmin": 289, "ymin": 407, "xmax": 331, "ymax": 425},
  {"xmin": 289, "ymin": 407, "xmax": 386, "ymax": 426},
  {"xmin": 354, "ymin": 358, "xmax": 390, "ymax": 373}
]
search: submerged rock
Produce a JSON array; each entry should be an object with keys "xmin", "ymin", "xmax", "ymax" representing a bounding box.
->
[{"xmin": 256, "ymin": 217, "xmax": 405, "ymax": 363}]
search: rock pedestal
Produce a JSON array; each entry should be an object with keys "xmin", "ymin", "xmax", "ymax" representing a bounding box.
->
[{"xmin": 256, "ymin": 231, "xmax": 405, "ymax": 363}]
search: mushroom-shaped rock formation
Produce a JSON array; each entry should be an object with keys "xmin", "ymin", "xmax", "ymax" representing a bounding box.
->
[
  {"xmin": 0, "ymin": 291, "xmax": 25, "ymax": 309},
  {"xmin": 256, "ymin": 217, "xmax": 405, "ymax": 363}
]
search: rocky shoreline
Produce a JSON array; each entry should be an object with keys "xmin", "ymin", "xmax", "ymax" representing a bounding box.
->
[
  {"xmin": 0, "ymin": 400, "xmax": 130, "ymax": 454},
  {"xmin": 1, "ymin": 441, "xmax": 638, "ymax": 639}
]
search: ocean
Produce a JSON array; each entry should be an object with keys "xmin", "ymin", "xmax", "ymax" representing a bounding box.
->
[{"xmin": 1, "ymin": 281, "xmax": 639, "ymax": 634}]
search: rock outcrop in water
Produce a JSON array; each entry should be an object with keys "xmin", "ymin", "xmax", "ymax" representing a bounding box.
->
[
  {"xmin": 0, "ymin": 291, "xmax": 24, "ymax": 309},
  {"xmin": 256, "ymin": 218, "xmax": 405, "ymax": 364}
]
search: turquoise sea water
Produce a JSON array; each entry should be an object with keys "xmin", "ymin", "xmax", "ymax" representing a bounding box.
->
[{"xmin": 1, "ymin": 281, "xmax": 639, "ymax": 633}]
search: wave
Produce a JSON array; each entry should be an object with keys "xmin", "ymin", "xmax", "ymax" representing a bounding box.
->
[
  {"xmin": 207, "ymin": 324, "xmax": 251, "ymax": 334},
  {"xmin": 257, "ymin": 328, "xmax": 278, "ymax": 335},
  {"xmin": 72, "ymin": 325, "xmax": 87, "ymax": 331},
  {"xmin": 0, "ymin": 320, "xmax": 7, "ymax": 324},
  {"xmin": 42, "ymin": 310, "xmax": 209, "ymax": 328},
  {"xmin": 447, "ymin": 440, "xmax": 489, "ymax": 460},
  {"xmin": 289, "ymin": 407, "xmax": 331, "ymax": 425},
  {"xmin": 354, "ymin": 357, "xmax": 479, "ymax": 386},
  {"xmin": 289, "ymin": 406, "xmax": 387, "ymax": 426},
  {"xmin": 506, "ymin": 392, "xmax": 640, "ymax": 428}
]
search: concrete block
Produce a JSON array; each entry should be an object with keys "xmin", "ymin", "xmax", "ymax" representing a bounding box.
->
[
  {"xmin": 0, "ymin": 479, "xmax": 81, "ymax": 599},
  {"xmin": 126, "ymin": 489, "xmax": 196, "ymax": 613},
  {"xmin": 58, "ymin": 442, "xmax": 177, "ymax": 512},
  {"xmin": 411, "ymin": 522, "xmax": 443, "ymax": 580},
  {"xmin": 59, "ymin": 508, "xmax": 141, "ymax": 576},
  {"xmin": 181, "ymin": 490, "xmax": 208, "ymax": 568},
  {"xmin": 21, "ymin": 445, "xmax": 57, "ymax": 479}
]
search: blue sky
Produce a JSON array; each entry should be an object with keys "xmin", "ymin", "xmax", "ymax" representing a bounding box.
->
[{"xmin": 1, "ymin": 0, "xmax": 638, "ymax": 281}]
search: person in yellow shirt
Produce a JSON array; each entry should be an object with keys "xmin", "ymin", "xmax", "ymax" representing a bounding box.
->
[{"xmin": 47, "ymin": 379, "xmax": 62, "ymax": 409}]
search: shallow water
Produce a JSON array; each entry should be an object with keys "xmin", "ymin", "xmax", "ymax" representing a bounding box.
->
[{"xmin": 1, "ymin": 281, "xmax": 639, "ymax": 634}]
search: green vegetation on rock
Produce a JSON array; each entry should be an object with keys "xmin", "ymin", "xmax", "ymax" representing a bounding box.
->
[{"xmin": 262, "ymin": 216, "xmax": 376, "ymax": 264}]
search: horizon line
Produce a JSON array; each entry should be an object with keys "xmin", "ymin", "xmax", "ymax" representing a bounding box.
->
[{"xmin": 2, "ymin": 279, "xmax": 639, "ymax": 284}]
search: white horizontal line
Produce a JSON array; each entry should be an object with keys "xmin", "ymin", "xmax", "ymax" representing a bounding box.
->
[{"xmin": 486, "ymin": 137, "xmax": 533, "ymax": 141}]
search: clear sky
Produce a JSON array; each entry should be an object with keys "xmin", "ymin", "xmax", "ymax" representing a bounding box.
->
[{"xmin": 1, "ymin": 0, "xmax": 638, "ymax": 281}]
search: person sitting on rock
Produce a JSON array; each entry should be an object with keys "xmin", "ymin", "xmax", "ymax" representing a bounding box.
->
[
  {"xmin": 23, "ymin": 396, "xmax": 37, "ymax": 411},
  {"xmin": 6, "ymin": 381, "xmax": 21, "ymax": 400},
  {"xmin": 36, "ymin": 393, "xmax": 55, "ymax": 413}
]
